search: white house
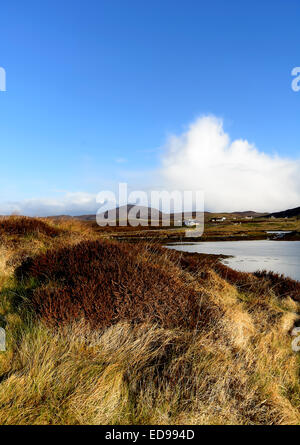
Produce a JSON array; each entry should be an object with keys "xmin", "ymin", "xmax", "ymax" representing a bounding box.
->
[{"xmin": 184, "ymin": 219, "xmax": 200, "ymax": 227}]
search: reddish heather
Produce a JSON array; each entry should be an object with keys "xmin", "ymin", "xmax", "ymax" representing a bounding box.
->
[
  {"xmin": 17, "ymin": 240, "xmax": 220, "ymax": 330},
  {"xmin": 0, "ymin": 217, "xmax": 61, "ymax": 237},
  {"xmin": 171, "ymin": 250, "xmax": 300, "ymax": 302}
]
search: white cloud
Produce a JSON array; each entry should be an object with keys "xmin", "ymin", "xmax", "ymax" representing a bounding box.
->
[
  {"xmin": 1, "ymin": 115, "xmax": 299, "ymax": 216},
  {"xmin": 160, "ymin": 116, "xmax": 300, "ymax": 212},
  {"xmin": 0, "ymin": 192, "xmax": 98, "ymax": 217}
]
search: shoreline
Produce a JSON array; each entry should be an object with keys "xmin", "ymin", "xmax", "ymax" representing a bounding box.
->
[{"xmin": 165, "ymin": 241, "xmax": 300, "ymax": 284}]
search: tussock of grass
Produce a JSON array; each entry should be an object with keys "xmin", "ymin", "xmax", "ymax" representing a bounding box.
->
[
  {"xmin": 0, "ymin": 317, "xmax": 299, "ymax": 425},
  {"xmin": 0, "ymin": 217, "xmax": 299, "ymax": 425}
]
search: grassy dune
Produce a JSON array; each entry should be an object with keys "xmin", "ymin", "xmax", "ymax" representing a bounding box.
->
[{"xmin": 0, "ymin": 216, "xmax": 299, "ymax": 425}]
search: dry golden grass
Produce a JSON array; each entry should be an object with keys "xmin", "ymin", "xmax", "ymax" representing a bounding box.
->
[
  {"xmin": 0, "ymin": 308, "xmax": 299, "ymax": 425},
  {"xmin": 0, "ymin": 216, "xmax": 299, "ymax": 425}
]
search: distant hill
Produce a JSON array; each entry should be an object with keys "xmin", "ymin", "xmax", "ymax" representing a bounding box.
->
[
  {"xmin": 74, "ymin": 207, "xmax": 266, "ymax": 223},
  {"xmin": 267, "ymin": 206, "xmax": 300, "ymax": 219},
  {"xmin": 46, "ymin": 215, "xmax": 73, "ymax": 220},
  {"xmin": 76, "ymin": 205, "xmax": 166, "ymax": 223}
]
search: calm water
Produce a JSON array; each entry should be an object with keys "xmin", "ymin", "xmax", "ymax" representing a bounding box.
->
[{"xmin": 166, "ymin": 240, "xmax": 300, "ymax": 282}]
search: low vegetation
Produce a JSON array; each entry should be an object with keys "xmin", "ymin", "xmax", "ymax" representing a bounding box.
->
[
  {"xmin": 0, "ymin": 215, "xmax": 62, "ymax": 238},
  {"xmin": 86, "ymin": 215, "xmax": 300, "ymax": 243},
  {"xmin": 0, "ymin": 216, "xmax": 299, "ymax": 425}
]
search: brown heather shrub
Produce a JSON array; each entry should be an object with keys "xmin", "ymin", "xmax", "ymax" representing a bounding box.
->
[
  {"xmin": 253, "ymin": 270, "xmax": 300, "ymax": 301},
  {"xmin": 169, "ymin": 250, "xmax": 300, "ymax": 302},
  {"xmin": 0, "ymin": 216, "xmax": 61, "ymax": 238},
  {"xmin": 214, "ymin": 263, "xmax": 300, "ymax": 302},
  {"xmin": 16, "ymin": 240, "xmax": 221, "ymax": 330},
  {"xmin": 1, "ymin": 232, "xmax": 300, "ymax": 425}
]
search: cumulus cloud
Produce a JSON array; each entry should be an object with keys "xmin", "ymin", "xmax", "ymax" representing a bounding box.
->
[
  {"xmin": 0, "ymin": 192, "xmax": 98, "ymax": 217},
  {"xmin": 160, "ymin": 116, "xmax": 300, "ymax": 212},
  {"xmin": 1, "ymin": 115, "xmax": 299, "ymax": 216}
]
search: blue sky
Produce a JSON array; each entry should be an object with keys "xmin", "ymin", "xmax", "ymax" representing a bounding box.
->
[{"xmin": 0, "ymin": 0, "xmax": 299, "ymax": 214}]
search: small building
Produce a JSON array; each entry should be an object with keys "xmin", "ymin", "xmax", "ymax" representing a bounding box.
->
[{"xmin": 184, "ymin": 219, "xmax": 200, "ymax": 227}]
